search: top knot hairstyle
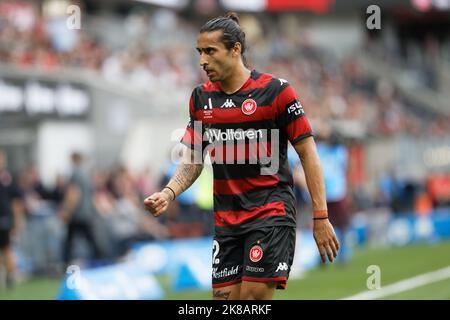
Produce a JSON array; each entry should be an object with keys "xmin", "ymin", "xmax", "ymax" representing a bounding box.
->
[
  {"xmin": 200, "ymin": 12, "xmax": 248, "ymax": 66},
  {"xmin": 225, "ymin": 11, "xmax": 240, "ymax": 24}
]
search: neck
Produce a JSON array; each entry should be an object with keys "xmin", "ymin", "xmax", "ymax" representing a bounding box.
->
[{"xmin": 220, "ymin": 63, "xmax": 251, "ymax": 95}]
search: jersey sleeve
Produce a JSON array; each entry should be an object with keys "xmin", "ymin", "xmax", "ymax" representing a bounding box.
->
[
  {"xmin": 275, "ymin": 81, "xmax": 313, "ymax": 145},
  {"xmin": 180, "ymin": 89, "xmax": 209, "ymax": 156}
]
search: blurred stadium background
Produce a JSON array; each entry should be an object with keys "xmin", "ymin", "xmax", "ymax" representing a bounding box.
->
[{"xmin": 0, "ymin": 0, "xmax": 450, "ymax": 300}]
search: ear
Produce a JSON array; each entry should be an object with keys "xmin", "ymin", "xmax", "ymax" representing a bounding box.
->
[{"xmin": 232, "ymin": 42, "xmax": 242, "ymax": 57}]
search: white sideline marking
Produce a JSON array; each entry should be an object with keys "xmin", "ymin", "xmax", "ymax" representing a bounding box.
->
[{"xmin": 342, "ymin": 265, "xmax": 450, "ymax": 300}]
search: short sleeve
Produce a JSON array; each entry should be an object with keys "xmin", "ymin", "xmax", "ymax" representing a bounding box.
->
[
  {"xmin": 180, "ymin": 89, "xmax": 209, "ymax": 158},
  {"xmin": 275, "ymin": 82, "xmax": 313, "ymax": 145}
]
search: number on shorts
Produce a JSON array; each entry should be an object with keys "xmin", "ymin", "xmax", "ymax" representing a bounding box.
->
[{"xmin": 213, "ymin": 240, "xmax": 220, "ymax": 265}]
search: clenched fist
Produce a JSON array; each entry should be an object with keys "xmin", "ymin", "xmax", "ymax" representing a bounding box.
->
[{"xmin": 144, "ymin": 190, "xmax": 172, "ymax": 217}]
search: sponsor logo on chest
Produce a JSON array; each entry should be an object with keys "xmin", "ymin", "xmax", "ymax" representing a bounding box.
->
[{"xmin": 220, "ymin": 99, "xmax": 237, "ymax": 109}]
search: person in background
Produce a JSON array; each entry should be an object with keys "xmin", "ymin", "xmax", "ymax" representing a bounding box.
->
[
  {"xmin": 0, "ymin": 150, "xmax": 25, "ymax": 289},
  {"xmin": 19, "ymin": 166, "xmax": 63, "ymax": 275},
  {"xmin": 316, "ymin": 126, "xmax": 352, "ymax": 264},
  {"xmin": 108, "ymin": 168, "xmax": 169, "ymax": 258},
  {"xmin": 60, "ymin": 152, "xmax": 103, "ymax": 267}
]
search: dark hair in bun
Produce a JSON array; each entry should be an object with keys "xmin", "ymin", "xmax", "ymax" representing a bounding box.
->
[
  {"xmin": 225, "ymin": 12, "xmax": 240, "ymax": 25},
  {"xmin": 200, "ymin": 12, "xmax": 247, "ymax": 66}
]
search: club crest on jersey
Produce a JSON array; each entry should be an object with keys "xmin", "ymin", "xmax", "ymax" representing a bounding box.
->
[
  {"xmin": 241, "ymin": 99, "xmax": 257, "ymax": 115},
  {"xmin": 249, "ymin": 245, "xmax": 263, "ymax": 262}
]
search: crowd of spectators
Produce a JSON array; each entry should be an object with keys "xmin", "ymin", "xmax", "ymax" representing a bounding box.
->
[
  {"xmin": 1, "ymin": 1, "xmax": 449, "ymax": 139},
  {"xmin": 1, "ymin": 150, "xmax": 214, "ymax": 279}
]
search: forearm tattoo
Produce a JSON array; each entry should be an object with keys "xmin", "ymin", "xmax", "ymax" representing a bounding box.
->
[
  {"xmin": 213, "ymin": 290, "xmax": 231, "ymax": 300},
  {"xmin": 171, "ymin": 163, "xmax": 203, "ymax": 194}
]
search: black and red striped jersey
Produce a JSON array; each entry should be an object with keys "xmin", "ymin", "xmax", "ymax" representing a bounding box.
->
[{"xmin": 181, "ymin": 70, "xmax": 313, "ymax": 235}]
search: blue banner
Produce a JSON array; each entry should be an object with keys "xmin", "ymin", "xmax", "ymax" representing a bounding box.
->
[{"xmin": 57, "ymin": 262, "xmax": 164, "ymax": 300}]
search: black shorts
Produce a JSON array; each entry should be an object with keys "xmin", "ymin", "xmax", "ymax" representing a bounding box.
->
[{"xmin": 212, "ymin": 226, "xmax": 296, "ymax": 290}]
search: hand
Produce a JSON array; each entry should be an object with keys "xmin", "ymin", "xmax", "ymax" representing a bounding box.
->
[
  {"xmin": 144, "ymin": 190, "xmax": 172, "ymax": 217},
  {"xmin": 313, "ymin": 219, "xmax": 340, "ymax": 263}
]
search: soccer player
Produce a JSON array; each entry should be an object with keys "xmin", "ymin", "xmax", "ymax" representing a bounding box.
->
[{"xmin": 144, "ymin": 12, "xmax": 339, "ymax": 300}]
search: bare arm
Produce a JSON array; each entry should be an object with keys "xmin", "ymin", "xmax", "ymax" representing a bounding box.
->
[
  {"xmin": 293, "ymin": 136, "xmax": 340, "ymax": 263},
  {"xmin": 144, "ymin": 146, "xmax": 203, "ymax": 217},
  {"xmin": 166, "ymin": 147, "xmax": 203, "ymax": 198},
  {"xmin": 293, "ymin": 137, "xmax": 327, "ymax": 213}
]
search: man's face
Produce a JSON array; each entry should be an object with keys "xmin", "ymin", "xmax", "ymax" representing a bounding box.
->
[{"xmin": 197, "ymin": 30, "xmax": 236, "ymax": 82}]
